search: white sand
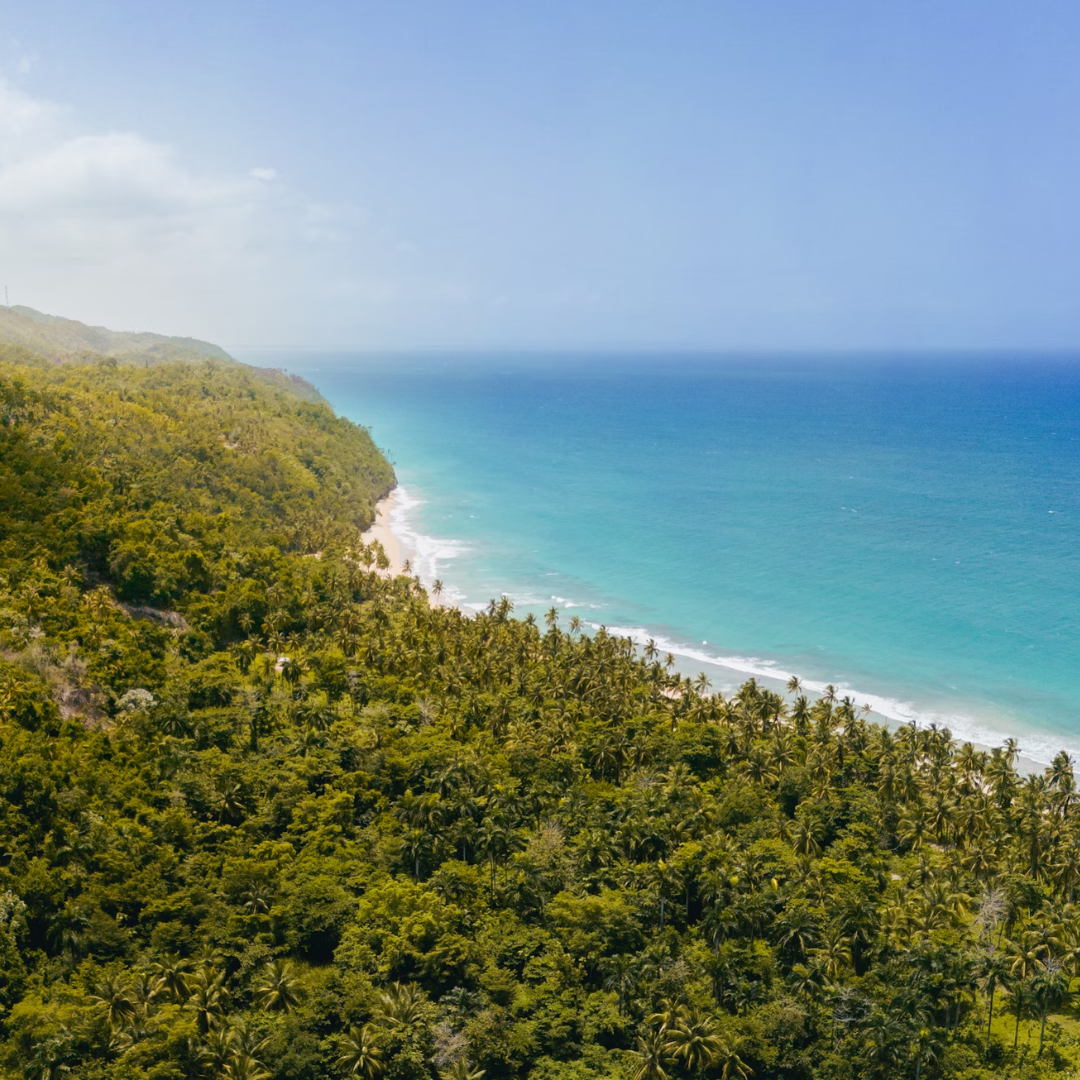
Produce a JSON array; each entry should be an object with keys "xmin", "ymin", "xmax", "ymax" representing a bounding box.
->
[{"xmin": 361, "ymin": 489, "xmax": 408, "ymax": 577}]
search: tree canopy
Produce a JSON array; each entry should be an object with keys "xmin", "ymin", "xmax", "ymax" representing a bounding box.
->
[{"xmin": 0, "ymin": 352, "xmax": 1076, "ymax": 1080}]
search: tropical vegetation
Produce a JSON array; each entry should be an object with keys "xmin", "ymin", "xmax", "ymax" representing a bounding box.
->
[{"xmin": 0, "ymin": 349, "xmax": 1077, "ymax": 1079}]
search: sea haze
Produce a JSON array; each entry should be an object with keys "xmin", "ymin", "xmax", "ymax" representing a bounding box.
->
[{"xmin": 244, "ymin": 351, "xmax": 1080, "ymax": 765}]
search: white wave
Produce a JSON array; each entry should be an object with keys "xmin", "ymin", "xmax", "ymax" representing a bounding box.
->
[
  {"xmin": 379, "ymin": 491, "xmax": 1069, "ymax": 769},
  {"xmin": 384, "ymin": 486, "xmax": 467, "ymax": 595},
  {"xmin": 596, "ymin": 623, "xmax": 1072, "ymax": 768}
]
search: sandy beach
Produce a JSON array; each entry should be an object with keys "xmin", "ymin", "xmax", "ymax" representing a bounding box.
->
[{"xmin": 361, "ymin": 488, "xmax": 409, "ymax": 577}]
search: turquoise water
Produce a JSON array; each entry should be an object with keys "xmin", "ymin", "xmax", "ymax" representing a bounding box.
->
[{"xmin": 243, "ymin": 352, "xmax": 1080, "ymax": 764}]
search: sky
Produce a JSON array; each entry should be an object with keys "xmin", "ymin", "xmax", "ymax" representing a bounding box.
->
[{"xmin": 0, "ymin": 1, "xmax": 1079, "ymax": 351}]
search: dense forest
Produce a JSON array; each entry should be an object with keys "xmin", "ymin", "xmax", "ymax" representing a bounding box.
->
[{"xmin": 0, "ymin": 351, "xmax": 1079, "ymax": 1080}]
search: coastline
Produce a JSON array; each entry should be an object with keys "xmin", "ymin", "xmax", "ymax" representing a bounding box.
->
[
  {"xmin": 372, "ymin": 484, "xmax": 1061, "ymax": 772},
  {"xmin": 362, "ymin": 488, "xmax": 409, "ymax": 577}
]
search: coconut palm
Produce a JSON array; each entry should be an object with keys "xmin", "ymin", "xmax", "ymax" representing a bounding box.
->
[
  {"xmin": 188, "ymin": 966, "xmax": 230, "ymax": 1035},
  {"xmin": 715, "ymin": 1036, "xmax": 753, "ymax": 1080},
  {"xmin": 253, "ymin": 959, "xmax": 304, "ymax": 1012},
  {"xmin": 663, "ymin": 1010, "xmax": 723, "ymax": 1073},
  {"xmin": 438, "ymin": 1063, "xmax": 485, "ymax": 1080},
  {"xmin": 979, "ymin": 948, "xmax": 1012, "ymax": 1050},
  {"xmin": 777, "ymin": 905, "xmax": 818, "ymax": 961},
  {"xmin": 789, "ymin": 961, "xmax": 826, "ymax": 1001},
  {"xmin": 373, "ymin": 982, "xmax": 428, "ymax": 1031},
  {"xmin": 198, "ymin": 1026, "xmax": 240, "ymax": 1075},
  {"xmin": 648, "ymin": 998, "xmax": 689, "ymax": 1034},
  {"xmin": 630, "ymin": 1031, "xmax": 670, "ymax": 1080},
  {"xmin": 25, "ymin": 1035, "xmax": 73, "ymax": 1080},
  {"xmin": 241, "ymin": 887, "xmax": 271, "ymax": 916},
  {"xmin": 90, "ymin": 974, "xmax": 136, "ymax": 1030},
  {"xmin": 811, "ymin": 926, "xmax": 852, "ymax": 981},
  {"xmin": 337, "ymin": 1024, "xmax": 385, "ymax": 1078},
  {"xmin": 1031, "ymin": 957, "xmax": 1071, "ymax": 1055},
  {"xmin": 151, "ymin": 955, "xmax": 191, "ymax": 1002},
  {"xmin": 214, "ymin": 779, "xmax": 246, "ymax": 823}
]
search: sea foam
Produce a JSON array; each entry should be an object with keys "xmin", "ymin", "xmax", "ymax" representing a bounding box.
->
[
  {"xmin": 385, "ymin": 484, "xmax": 1070, "ymax": 768},
  {"xmin": 386, "ymin": 486, "xmax": 468, "ymax": 603},
  {"xmin": 597, "ymin": 622, "xmax": 1072, "ymax": 768}
]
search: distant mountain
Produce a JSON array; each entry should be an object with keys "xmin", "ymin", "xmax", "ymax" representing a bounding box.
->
[
  {"xmin": 0, "ymin": 304, "xmax": 232, "ymax": 364},
  {"xmin": 0, "ymin": 303, "xmax": 327, "ymax": 403}
]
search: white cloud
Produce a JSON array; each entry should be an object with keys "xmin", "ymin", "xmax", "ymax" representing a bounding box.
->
[
  {"xmin": 0, "ymin": 78, "xmax": 62, "ymax": 150},
  {"xmin": 0, "ymin": 78, "xmax": 357, "ymax": 343}
]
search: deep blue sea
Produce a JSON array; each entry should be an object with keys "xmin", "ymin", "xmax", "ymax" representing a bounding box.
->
[{"xmin": 242, "ymin": 352, "xmax": 1080, "ymax": 766}]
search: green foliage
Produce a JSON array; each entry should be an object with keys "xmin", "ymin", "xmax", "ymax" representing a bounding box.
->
[{"xmin": 0, "ymin": 349, "xmax": 1077, "ymax": 1080}]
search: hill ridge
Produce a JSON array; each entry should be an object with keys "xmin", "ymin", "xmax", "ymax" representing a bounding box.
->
[
  {"xmin": 0, "ymin": 304, "xmax": 231, "ymax": 364},
  {"xmin": 0, "ymin": 303, "xmax": 329, "ymax": 404}
]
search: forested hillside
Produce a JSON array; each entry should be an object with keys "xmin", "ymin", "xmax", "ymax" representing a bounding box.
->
[
  {"xmin": 0, "ymin": 352, "xmax": 1077, "ymax": 1080},
  {"xmin": 0, "ymin": 306, "xmax": 327, "ymax": 404},
  {"xmin": 0, "ymin": 307, "xmax": 231, "ymax": 366}
]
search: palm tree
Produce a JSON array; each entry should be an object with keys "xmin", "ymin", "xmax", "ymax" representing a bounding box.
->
[
  {"xmin": 1009, "ymin": 979, "xmax": 1033, "ymax": 1050},
  {"xmin": 838, "ymin": 897, "xmax": 877, "ymax": 975},
  {"xmin": 337, "ymin": 1024, "xmax": 385, "ymax": 1078},
  {"xmin": 789, "ymin": 961, "xmax": 826, "ymax": 1001},
  {"xmin": 281, "ymin": 654, "xmax": 307, "ymax": 688},
  {"xmin": 602, "ymin": 954, "xmax": 638, "ymax": 1017},
  {"xmin": 790, "ymin": 820, "xmax": 821, "ymax": 858},
  {"xmin": 241, "ymin": 887, "xmax": 271, "ymax": 916},
  {"xmin": 715, "ymin": 1036, "xmax": 753, "ymax": 1080},
  {"xmin": 1051, "ymin": 844, "xmax": 1080, "ymax": 902},
  {"xmin": 979, "ymin": 948, "xmax": 1012, "ymax": 1050},
  {"xmin": 777, "ymin": 905, "xmax": 818, "ymax": 961},
  {"xmin": 254, "ymin": 959, "xmax": 304, "ymax": 1012},
  {"xmin": 373, "ymin": 982, "xmax": 428, "ymax": 1032},
  {"xmin": 25, "ymin": 1034, "xmax": 73, "ymax": 1080},
  {"xmin": 648, "ymin": 998, "xmax": 689, "ymax": 1034},
  {"xmin": 630, "ymin": 1031, "xmax": 669, "ymax": 1080},
  {"xmin": 188, "ymin": 966, "xmax": 230, "ymax": 1035},
  {"xmin": 1003, "ymin": 737, "xmax": 1020, "ymax": 768},
  {"xmin": 811, "ymin": 926, "xmax": 851, "ymax": 981},
  {"xmin": 90, "ymin": 974, "xmax": 136, "ymax": 1030},
  {"xmin": 199, "ymin": 1026, "xmax": 240, "ymax": 1076},
  {"xmin": 224, "ymin": 1055, "xmax": 270, "ymax": 1080},
  {"xmin": 1031, "ymin": 957, "xmax": 1071, "ymax": 1055},
  {"xmin": 664, "ymin": 1011, "xmax": 723, "ymax": 1073},
  {"xmin": 214, "ymin": 779, "xmax": 246, "ymax": 823},
  {"xmin": 476, "ymin": 817, "xmax": 522, "ymax": 898},
  {"xmin": 910, "ymin": 1026, "xmax": 942, "ymax": 1080},
  {"xmin": 151, "ymin": 955, "xmax": 191, "ymax": 1002},
  {"xmin": 439, "ymin": 1063, "xmax": 485, "ymax": 1080}
]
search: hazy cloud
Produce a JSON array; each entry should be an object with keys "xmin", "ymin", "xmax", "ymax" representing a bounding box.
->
[{"xmin": 0, "ymin": 78, "xmax": 356, "ymax": 343}]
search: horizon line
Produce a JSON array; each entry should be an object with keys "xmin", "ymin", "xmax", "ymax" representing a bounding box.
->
[{"xmin": 227, "ymin": 343, "xmax": 1080, "ymax": 357}]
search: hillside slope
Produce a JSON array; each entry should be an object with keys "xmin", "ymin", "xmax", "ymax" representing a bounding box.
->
[
  {"xmin": 0, "ymin": 305, "xmax": 230, "ymax": 365},
  {"xmin": 0, "ymin": 305, "xmax": 327, "ymax": 404},
  {"xmin": 0, "ymin": 327, "xmax": 1073, "ymax": 1080}
]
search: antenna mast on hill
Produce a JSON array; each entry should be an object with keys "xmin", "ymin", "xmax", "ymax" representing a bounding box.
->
[{"xmin": 4, "ymin": 287, "xmax": 7, "ymax": 308}]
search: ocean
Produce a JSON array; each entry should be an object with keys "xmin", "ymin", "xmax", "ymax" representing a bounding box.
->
[{"xmin": 241, "ymin": 351, "xmax": 1080, "ymax": 767}]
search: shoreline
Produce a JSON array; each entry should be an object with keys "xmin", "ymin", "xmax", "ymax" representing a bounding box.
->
[
  {"xmin": 371, "ymin": 485, "xmax": 1062, "ymax": 772},
  {"xmin": 361, "ymin": 488, "xmax": 409, "ymax": 577}
]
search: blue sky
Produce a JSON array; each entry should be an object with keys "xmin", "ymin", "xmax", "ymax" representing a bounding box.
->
[{"xmin": 1, "ymin": 1, "xmax": 1079, "ymax": 350}]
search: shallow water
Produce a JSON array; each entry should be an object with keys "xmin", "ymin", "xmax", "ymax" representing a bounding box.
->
[{"xmin": 242, "ymin": 351, "xmax": 1080, "ymax": 766}]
